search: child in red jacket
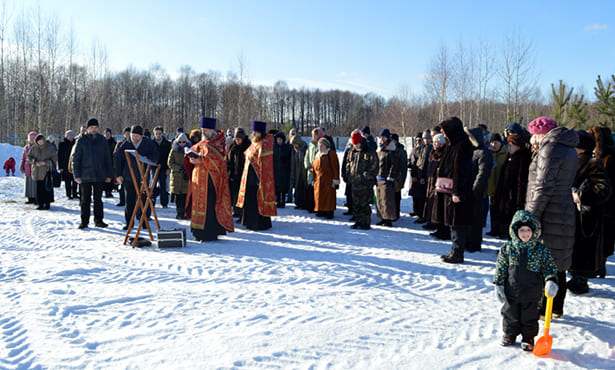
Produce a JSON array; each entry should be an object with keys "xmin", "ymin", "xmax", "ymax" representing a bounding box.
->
[{"xmin": 3, "ymin": 157, "xmax": 16, "ymax": 176}]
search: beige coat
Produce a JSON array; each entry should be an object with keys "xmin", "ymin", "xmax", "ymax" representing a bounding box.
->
[{"xmin": 27, "ymin": 142, "xmax": 57, "ymax": 181}]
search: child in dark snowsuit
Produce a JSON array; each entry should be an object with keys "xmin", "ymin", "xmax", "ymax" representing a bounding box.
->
[
  {"xmin": 3, "ymin": 157, "xmax": 16, "ymax": 175},
  {"xmin": 493, "ymin": 209, "xmax": 558, "ymax": 351}
]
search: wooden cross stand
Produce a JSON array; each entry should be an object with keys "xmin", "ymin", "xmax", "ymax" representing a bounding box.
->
[{"xmin": 123, "ymin": 150, "xmax": 161, "ymax": 248}]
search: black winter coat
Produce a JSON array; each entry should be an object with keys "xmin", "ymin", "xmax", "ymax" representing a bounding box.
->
[
  {"xmin": 495, "ymin": 147, "xmax": 532, "ymax": 229},
  {"xmin": 432, "ymin": 119, "xmax": 473, "ymax": 227},
  {"xmin": 570, "ymin": 152, "xmax": 611, "ymax": 276},
  {"xmin": 114, "ymin": 137, "xmax": 160, "ymax": 183},
  {"xmin": 274, "ymin": 141, "xmax": 293, "ymax": 193},
  {"xmin": 154, "ymin": 138, "xmax": 171, "ymax": 171},
  {"xmin": 526, "ymin": 127, "xmax": 579, "ymax": 271},
  {"xmin": 71, "ymin": 133, "xmax": 113, "ymax": 183},
  {"xmin": 57, "ymin": 139, "xmax": 74, "ymax": 172},
  {"xmin": 227, "ymin": 139, "xmax": 251, "ymax": 183}
]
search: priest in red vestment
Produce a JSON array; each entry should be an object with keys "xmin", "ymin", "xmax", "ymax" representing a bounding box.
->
[
  {"xmin": 187, "ymin": 117, "xmax": 234, "ymax": 241},
  {"xmin": 236, "ymin": 120, "xmax": 277, "ymax": 230}
]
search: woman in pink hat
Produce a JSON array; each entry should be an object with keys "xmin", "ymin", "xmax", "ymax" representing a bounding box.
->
[{"xmin": 525, "ymin": 116, "xmax": 579, "ymax": 318}]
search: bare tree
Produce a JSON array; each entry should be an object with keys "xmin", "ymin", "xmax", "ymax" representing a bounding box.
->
[
  {"xmin": 424, "ymin": 44, "xmax": 451, "ymax": 123},
  {"xmin": 476, "ymin": 39, "xmax": 495, "ymax": 126},
  {"xmin": 498, "ymin": 32, "xmax": 538, "ymax": 123}
]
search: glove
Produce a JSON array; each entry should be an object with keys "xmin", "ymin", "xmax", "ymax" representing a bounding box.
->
[
  {"xmin": 495, "ymin": 285, "xmax": 505, "ymax": 304},
  {"xmin": 545, "ymin": 280, "xmax": 558, "ymax": 298}
]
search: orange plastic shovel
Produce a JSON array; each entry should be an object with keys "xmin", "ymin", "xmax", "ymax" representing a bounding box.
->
[{"xmin": 534, "ymin": 294, "xmax": 554, "ymax": 356}]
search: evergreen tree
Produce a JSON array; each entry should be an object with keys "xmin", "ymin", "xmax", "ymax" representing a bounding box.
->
[
  {"xmin": 549, "ymin": 80, "xmax": 573, "ymax": 126},
  {"xmin": 594, "ymin": 75, "xmax": 615, "ymax": 129}
]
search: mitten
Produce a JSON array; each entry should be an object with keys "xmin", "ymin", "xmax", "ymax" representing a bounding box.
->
[
  {"xmin": 495, "ymin": 285, "xmax": 505, "ymax": 303},
  {"xmin": 545, "ymin": 280, "xmax": 558, "ymax": 298}
]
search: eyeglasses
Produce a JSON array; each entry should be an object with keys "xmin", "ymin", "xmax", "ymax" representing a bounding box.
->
[{"xmin": 178, "ymin": 141, "xmax": 187, "ymax": 144}]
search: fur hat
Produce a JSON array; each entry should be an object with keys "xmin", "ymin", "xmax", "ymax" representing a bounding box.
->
[
  {"xmin": 130, "ymin": 125, "xmax": 144, "ymax": 136},
  {"xmin": 351, "ymin": 131, "xmax": 364, "ymax": 145},
  {"xmin": 422, "ymin": 130, "xmax": 432, "ymax": 139},
  {"xmin": 201, "ymin": 117, "xmax": 216, "ymax": 129},
  {"xmin": 576, "ymin": 130, "xmax": 595, "ymax": 152},
  {"xmin": 86, "ymin": 118, "xmax": 99, "ymax": 128},
  {"xmin": 189, "ymin": 129, "xmax": 201, "ymax": 143},
  {"xmin": 528, "ymin": 117, "xmax": 558, "ymax": 135}
]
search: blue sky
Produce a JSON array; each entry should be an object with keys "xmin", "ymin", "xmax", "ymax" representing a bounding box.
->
[{"xmin": 18, "ymin": 0, "xmax": 615, "ymax": 99}]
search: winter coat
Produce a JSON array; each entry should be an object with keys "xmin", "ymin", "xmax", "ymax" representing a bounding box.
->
[
  {"xmin": 20, "ymin": 143, "xmax": 34, "ymax": 177},
  {"xmin": 431, "ymin": 119, "xmax": 474, "ymax": 227},
  {"xmin": 569, "ymin": 152, "xmax": 611, "ymax": 276},
  {"xmin": 4, "ymin": 157, "xmax": 16, "ymax": 171},
  {"xmin": 71, "ymin": 133, "xmax": 113, "ymax": 183},
  {"xmin": 324, "ymin": 134, "xmax": 337, "ymax": 152},
  {"xmin": 346, "ymin": 139, "xmax": 378, "ymax": 188},
  {"xmin": 487, "ymin": 144, "xmax": 509, "ymax": 197},
  {"xmin": 227, "ymin": 138, "xmax": 251, "ymax": 183},
  {"xmin": 408, "ymin": 143, "xmax": 432, "ymax": 196},
  {"xmin": 114, "ymin": 137, "xmax": 160, "ymax": 183},
  {"xmin": 154, "ymin": 138, "xmax": 171, "ymax": 172},
  {"xmin": 304, "ymin": 140, "xmax": 319, "ymax": 185},
  {"xmin": 493, "ymin": 210, "xmax": 558, "ymax": 303},
  {"xmin": 495, "ymin": 147, "xmax": 532, "ymax": 229},
  {"xmin": 525, "ymin": 127, "xmax": 579, "ymax": 271},
  {"xmin": 313, "ymin": 149, "xmax": 340, "ymax": 212},
  {"xmin": 273, "ymin": 139, "xmax": 293, "ymax": 194},
  {"xmin": 106, "ymin": 137, "xmax": 117, "ymax": 169},
  {"xmin": 341, "ymin": 139, "xmax": 354, "ymax": 184},
  {"xmin": 393, "ymin": 142, "xmax": 408, "ymax": 192},
  {"xmin": 590, "ymin": 126, "xmax": 615, "ymax": 257},
  {"xmin": 376, "ymin": 140, "xmax": 399, "ymax": 220},
  {"xmin": 467, "ymin": 127, "xmax": 492, "ymax": 198},
  {"xmin": 365, "ymin": 135, "xmax": 377, "ymax": 153},
  {"xmin": 167, "ymin": 140, "xmax": 190, "ymax": 194},
  {"xmin": 27, "ymin": 142, "xmax": 57, "ymax": 181},
  {"xmin": 290, "ymin": 137, "xmax": 309, "ymax": 209},
  {"xmin": 424, "ymin": 145, "xmax": 444, "ymax": 220},
  {"xmin": 57, "ymin": 138, "xmax": 75, "ymax": 172}
]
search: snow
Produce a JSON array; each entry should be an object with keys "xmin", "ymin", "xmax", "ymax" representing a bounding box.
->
[{"xmin": 1, "ymin": 143, "xmax": 614, "ymax": 369}]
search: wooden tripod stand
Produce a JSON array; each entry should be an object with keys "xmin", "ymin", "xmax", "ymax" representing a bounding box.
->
[{"xmin": 123, "ymin": 150, "xmax": 161, "ymax": 248}]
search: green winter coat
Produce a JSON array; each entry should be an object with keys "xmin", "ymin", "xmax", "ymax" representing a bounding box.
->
[
  {"xmin": 488, "ymin": 144, "xmax": 509, "ymax": 197},
  {"xmin": 493, "ymin": 210, "xmax": 558, "ymax": 287},
  {"xmin": 167, "ymin": 142, "xmax": 189, "ymax": 194},
  {"xmin": 346, "ymin": 140, "xmax": 378, "ymax": 188}
]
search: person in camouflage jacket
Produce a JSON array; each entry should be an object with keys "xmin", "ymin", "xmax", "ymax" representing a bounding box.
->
[
  {"xmin": 493, "ymin": 209, "xmax": 558, "ymax": 350},
  {"xmin": 346, "ymin": 132, "xmax": 378, "ymax": 230}
]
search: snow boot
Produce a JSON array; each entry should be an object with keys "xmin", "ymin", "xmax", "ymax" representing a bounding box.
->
[{"xmin": 500, "ymin": 335, "xmax": 516, "ymax": 346}]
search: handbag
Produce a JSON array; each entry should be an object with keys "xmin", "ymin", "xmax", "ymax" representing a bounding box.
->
[
  {"xmin": 51, "ymin": 168, "xmax": 61, "ymax": 187},
  {"xmin": 435, "ymin": 177, "xmax": 453, "ymax": 194}
]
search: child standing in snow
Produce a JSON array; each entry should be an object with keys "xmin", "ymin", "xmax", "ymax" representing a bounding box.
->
[
  {"xmin": 4, "ymin": 157, "xmax": 16, "ymax": 175},
  {"xmin": 493, "ymin": 209, "xmax": 558, "ymax": 351}
]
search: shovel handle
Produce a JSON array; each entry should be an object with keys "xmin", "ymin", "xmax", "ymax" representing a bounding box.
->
[{"xmin": 544, "ymin": 294, "xmax": 554, "ymax": 331}]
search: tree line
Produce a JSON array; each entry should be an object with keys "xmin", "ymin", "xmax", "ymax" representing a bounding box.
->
[{"xmin": 1, "ymin": 3, "xmax": 614, "ymax": 145}]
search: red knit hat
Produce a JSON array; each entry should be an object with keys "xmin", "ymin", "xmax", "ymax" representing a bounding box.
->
[
  {"xmin": 351, "ymin": 131, "xmax": 364, "ymax": 145},
  {"xmin": 528, "ymin": 117, "xmax": 558, "ymax": 135}
]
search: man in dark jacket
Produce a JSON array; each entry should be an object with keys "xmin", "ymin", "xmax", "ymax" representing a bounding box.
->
[
  {"xmin": 72, "ymin": 118, "xmax": 113, "ymax": 229},
  {"xmin": 466, "ymin": 127, "xmax": 492, "ymax": 252},
  {"xmin": 273, "ymin": 131, "xmax": 292, "ymax": 208},
  {"xmin": 103, "ymin": 128, "xmax": 117, "ymax": 198},
  {"xmin": 362, "ymin": 126, "xmax": 378, "ymax": 153},
  {"xmin": 114, "ymin": 127, "xmax": 131, "ymax": 207},
  {"xmin": 152, "ymin": 126, "xmax": 172, "ymax": 208},
  {"xmin": 433, "ymin": 117, "xmax": 474, "ymax": 264},
  {"xmin": 391, "ymin": 133, "xmax": 408, "ymax": 221},
  {"xmin": 58, "ymin": 130, "xmax": 78, "ymax": 199},
  {"xmin": 114, "ymin": 125, "xmax": 160, "ymax": 229}
]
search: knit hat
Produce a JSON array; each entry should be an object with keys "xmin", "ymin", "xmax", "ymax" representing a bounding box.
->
[
  {"xmin": 104, "ymin": 128, "xmax": 112, "ymax": 134},
  {"xmin": 362, "ymin": 126, "xmax": 371, "ymax": 135},
  {"xmin": 130, "ymin": 125, "xmax": 144, "ymax": 136},
  {"xmin": 422, "ymin": 130, "xmax": 432, "ymax": 139},
  {"xmin": 489, "ymin": 133, "xmax": 502, "ymax": 143},
  {"xmin": 274, "ymin": 131, "xmax": 286, "ymax": 142},
  {"xmin": 35, "ymin": 134, "xmax": 46, "ymax": 143},
  {"xmin": 528, "ymin": 117, "xmax": 558, "ymax": 135},
  {"xmin": 65, "ymin": 130, "xmax": 75, "ymax": 138},
  {"xmin": 86, "ymin": 118, "xmax": 99, "ymax": 128},
  {"xmin": 175, "ymin": 133, "xmax": 189, "ymax": 143},
  {"xmin": 391, "ymin": 133, "xmax": 399, "ymax": 142},
  {"xmin": 176, "ymin": 127, "xmax": 184, "ymax": 133},
  {"xmin": 28, "ymin": 131, "xmax": 38, "ymax": 138},
  {"xmin": 123, "ymin": 127, "xmax": 131, "ymax": 133},
  {"xmin": 290, "ymin": 135, "xmax": 304, "ymax": 147},
  {"xmin": 351, "ymin": 131, "xmax": 364, "ymax": 145},
  {"xmin": 379, "ymin": 129, "xmax": 391, "ymax": 140},
  {"xmin": 252, "ymin": 121, "xmax": 267, "ymax": 134},
  {"xmin": 576, "ymin": 130, "xmax": 595, "ymax": 152},
  {"xmin": 514, "ymin": 220, "xmax": 535, "ymax": 234},
  {"xmin": 433, "ymin": 133, "xmax": 446, "ymax": 146},
  {"xmin": 504, "ymin": 122, "xmax": 523, "ymax": 136},
  {"xmin": 201, "ymin": 117, "xmax": 216, "ymax": 129}
]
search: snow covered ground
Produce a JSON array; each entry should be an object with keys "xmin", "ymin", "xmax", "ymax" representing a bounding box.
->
[{"xmin": 1, "ymin": 143, "xmax": 614, "ymax": 369}]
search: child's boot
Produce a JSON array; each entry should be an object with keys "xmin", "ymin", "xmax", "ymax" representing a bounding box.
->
[{"xmin": 500, "ymin": 334, "xmax": 516, "ymax": 346}]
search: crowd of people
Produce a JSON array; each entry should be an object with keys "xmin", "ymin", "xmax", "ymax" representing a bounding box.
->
[{"xmin": 18, "ymin": 115, "xmax": 614, "ymax": 349}]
